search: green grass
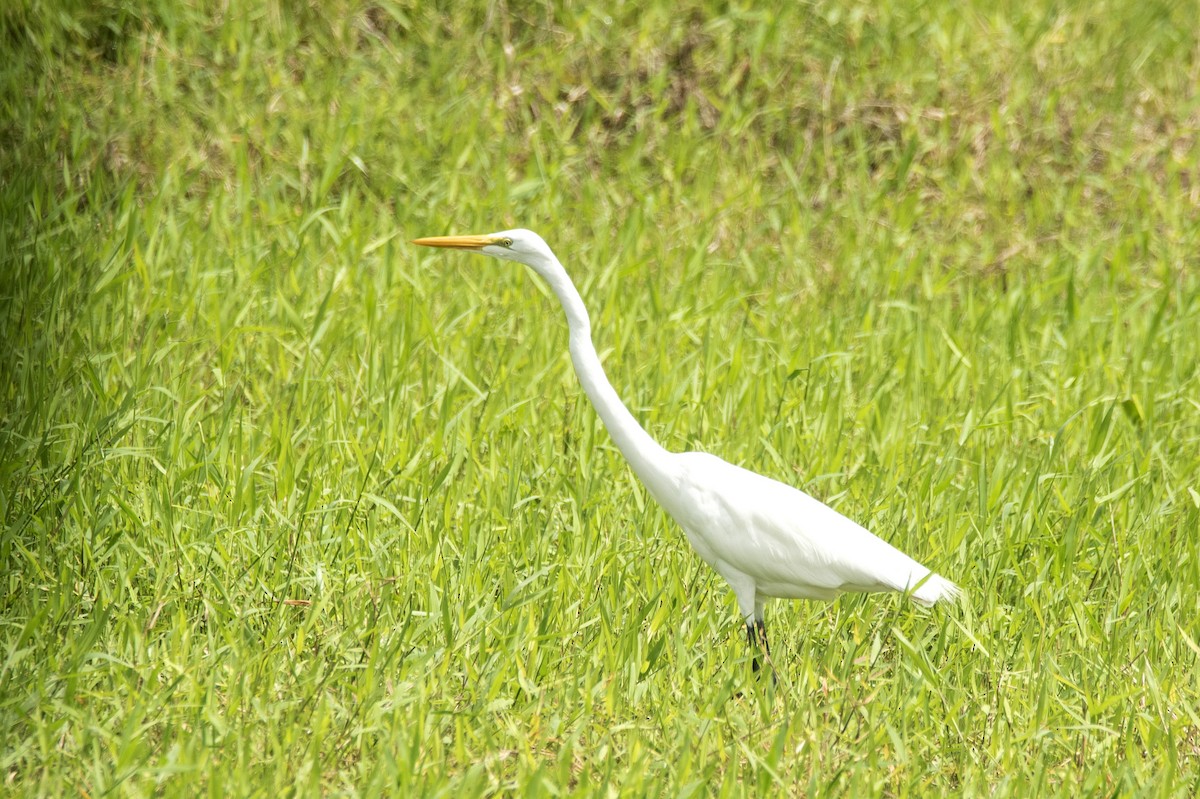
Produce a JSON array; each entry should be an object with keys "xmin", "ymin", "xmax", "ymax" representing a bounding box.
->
[{"xmin": 3, "ymin": 0, "xmax": 1199, "ymax": 794}]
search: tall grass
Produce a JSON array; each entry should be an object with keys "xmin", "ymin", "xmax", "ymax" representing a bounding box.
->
[{"xmin": 2, "ymin": 0, "xmax": 1198, "ymax": 795}]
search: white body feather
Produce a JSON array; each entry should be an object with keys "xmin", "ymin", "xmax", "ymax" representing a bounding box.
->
[{"xmin": 659, "ymin": 451, "xmax": 960, "ymax": 616}]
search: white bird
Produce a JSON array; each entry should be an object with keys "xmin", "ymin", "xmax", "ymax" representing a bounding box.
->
[{"xmin": 413, "ymin": 229, "xmax": 960, "ymax": 669}]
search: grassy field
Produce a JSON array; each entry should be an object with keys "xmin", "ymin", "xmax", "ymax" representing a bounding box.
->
[{"xmin": 3, "ymin": 0, "xmax": 1199, "ymax": 795}]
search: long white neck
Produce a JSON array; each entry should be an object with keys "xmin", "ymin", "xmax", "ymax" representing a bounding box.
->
[{"xmin": 529, "ymin": 252, "xmax": 677, "ymax": 493}]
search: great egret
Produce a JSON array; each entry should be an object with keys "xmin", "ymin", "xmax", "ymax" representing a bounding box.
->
[{"xmin": 413, "ymin": 229, "xmax": 960, "ymax": 668}]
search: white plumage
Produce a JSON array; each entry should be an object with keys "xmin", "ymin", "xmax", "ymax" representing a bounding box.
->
[{"xmin": 413, "ymin": 228, "xmax": 960, "ymax": 664}]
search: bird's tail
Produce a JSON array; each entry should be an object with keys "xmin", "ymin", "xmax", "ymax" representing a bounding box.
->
[{"xmin": 909, "ymin": 572, "xmax": 962, "ymax": 606}]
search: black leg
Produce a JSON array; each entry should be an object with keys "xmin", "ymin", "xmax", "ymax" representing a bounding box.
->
[
  {"xmin": 746, "ymin": 618, "xmax": 776, "ymax": 682},
  {"xmin": 746, "ymin": 618, "xmax": 770, "ymax": 673},
  {"xmin": 755, "ymin": 618, "xmax": 770, "ymax": 656},
  {"xmin": 746, "ymin": 621, "xmax": 761, "ymax": 672}
]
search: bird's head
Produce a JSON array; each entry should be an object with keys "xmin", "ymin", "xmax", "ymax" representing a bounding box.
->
[{"xmin": 412, "ymin": 228, "xmax": 555, "ymax": 274}]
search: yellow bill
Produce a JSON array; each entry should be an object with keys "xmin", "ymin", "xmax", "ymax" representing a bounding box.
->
[{"xmin": 411, "ymin": 234, "xmax": 500, "ymax": 250}]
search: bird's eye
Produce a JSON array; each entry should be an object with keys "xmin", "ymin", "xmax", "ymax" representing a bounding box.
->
[{"xmin": 502, "ymin": 238, "xmax": 513, "ymax": 248}]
